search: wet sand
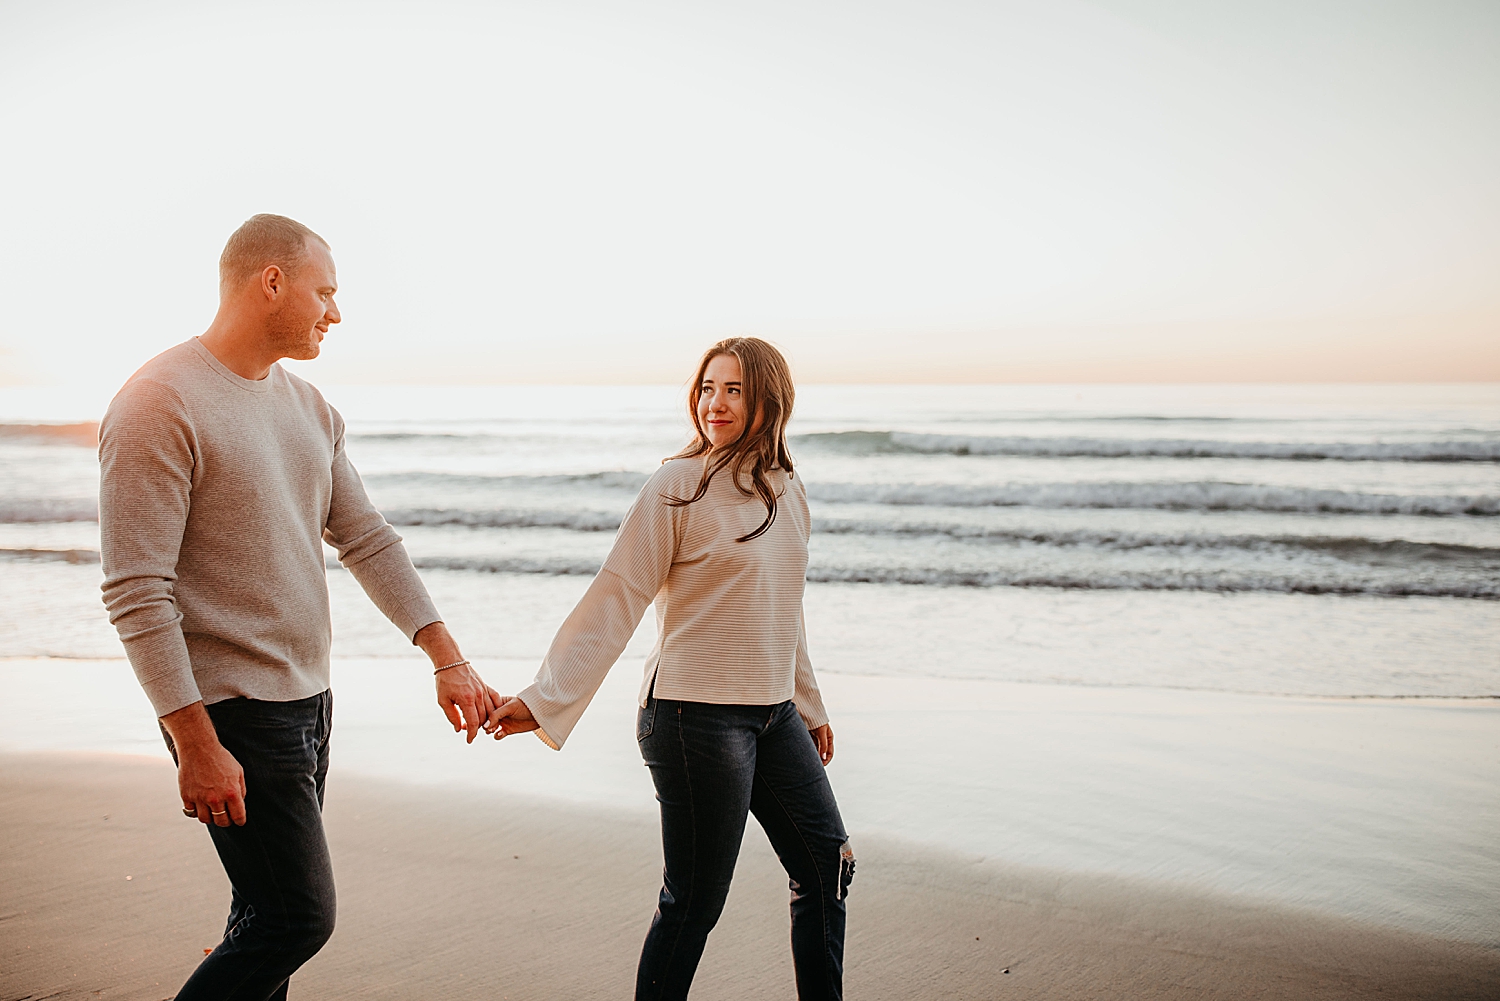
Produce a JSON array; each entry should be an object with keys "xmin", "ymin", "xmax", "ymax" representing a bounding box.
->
[{"xmin": 2, "ymin": 752, "xmax": 1496, "ymax": 1000}]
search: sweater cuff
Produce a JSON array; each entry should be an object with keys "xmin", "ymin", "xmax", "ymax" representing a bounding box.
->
[
  {"xmin": 515, "ymin": 684, "xmax": 572, "ymax": 751},
  {"xmin": 122, "ymin": 624, "xmax": 203, "ymax": 717},
  {"xmin": 795, "ymin": 700, "xmax": 830, "ymax": 731}
]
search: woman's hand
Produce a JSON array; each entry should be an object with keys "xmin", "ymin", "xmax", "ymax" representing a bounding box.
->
[
  {"xmin": 811, "ymin": 724, "xmax": 834, "ymax": 766},
  {"xmin": 487, "ymin": 694, "xmax": 541, "ymax": 739}
]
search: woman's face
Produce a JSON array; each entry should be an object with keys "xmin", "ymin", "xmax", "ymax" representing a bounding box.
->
[{"xmin": 697, "ymin": 353, "xmax": 746, "ymax": 447}]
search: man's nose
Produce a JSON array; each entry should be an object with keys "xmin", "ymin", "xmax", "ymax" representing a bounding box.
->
[{"xmin": 327, "ymin": 299, "xmax": 341, "ymax": 324}]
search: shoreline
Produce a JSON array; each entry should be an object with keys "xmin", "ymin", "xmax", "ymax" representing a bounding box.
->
[
  {"xmin": 3, "ymin": 751, "xmax": 1498, "ymax": 1000},
  {"xmin": 2, "ymin": 657, "xmax": 1497, "ymax": 944}
]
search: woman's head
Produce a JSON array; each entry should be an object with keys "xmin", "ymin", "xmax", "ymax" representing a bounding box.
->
[
  {"xmin": 688, "ymin": 337, "xmax": 796, "ymax": 455},
  {"xmin": 668, "ymin": 337, "xmax": 796, "ymax": 542}
]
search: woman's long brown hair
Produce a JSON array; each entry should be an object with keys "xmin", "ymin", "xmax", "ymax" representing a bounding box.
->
[{"xmin": 665, "ymin": 337, "xmax": 796, "ymax": 542}]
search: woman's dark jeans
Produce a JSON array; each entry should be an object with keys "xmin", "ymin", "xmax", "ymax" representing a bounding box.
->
[
  {"xmin": 636, "ymin": 697, "xmax": 853, "ymax": 1001},
  {"xmin": 161, "ymin": 690, "xmax": 336, "ymax": 1001}
]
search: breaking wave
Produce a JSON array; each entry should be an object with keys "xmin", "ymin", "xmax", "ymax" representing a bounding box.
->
[
  {"xmin": 380, "ymin": 506, "xmax": 1499, "ymax": 566},
  {"xmin": 815, "ymin": 521, "xmax": 1500, "ymax": 564},
  {"xmin": 0, "ymin": 499, "xmax": 99, "ymax": 523},
  {"xmin": 805, "ymin": 481, "xmax": 1499, "ymax": 516},
  {"xmin": 795, "ymin": 430, "xmax": 1500, "ymax": 463},
  {"xmin": 344, "ymin": 553, "xmax": 1497, "ymax": 599},
  {"xmin": 802, "ymin": 566, "xmax": 1497, "ymax": 599},
  {"xmin": 0, "ymin": 547, "xmax": 100, "ymax": 564},
  {"xmin": 364, "ymin": 470, "xmax": 650, "ymax": 492},
  {"xmin": 361, "ymin": 472, "xmax": 1496, "ymax": 517},
  {"xmin": 384, "ymin": 507, "xmax": 623, "ymax": 531}
]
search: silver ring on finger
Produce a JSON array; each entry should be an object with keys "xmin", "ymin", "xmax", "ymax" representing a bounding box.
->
[
  {"xmin": 210, "ymin": 809, "xmax": 228, "ymax": 816},
  {"xmin": 183, "ymin": 807, "xmax": 196, "ymax": 817}
]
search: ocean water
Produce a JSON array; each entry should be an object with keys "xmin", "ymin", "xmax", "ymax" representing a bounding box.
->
[
  {"xmin": 2, "ymin": 381, "xmax": 1498, "ymax": 942},
  {"xmin": 2, "ymin": 382, "xmax": 1496, "ymax": 697}
]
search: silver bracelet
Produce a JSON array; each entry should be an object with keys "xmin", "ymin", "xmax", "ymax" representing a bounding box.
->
[{"xmin": 433, "ymin": 659, "xmax": 470, "ymax": 676}]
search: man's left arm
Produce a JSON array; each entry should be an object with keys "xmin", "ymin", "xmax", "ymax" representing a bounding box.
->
[{"xmin": 322, "ymin": 415, "xmax": 496, "ymax": 741}]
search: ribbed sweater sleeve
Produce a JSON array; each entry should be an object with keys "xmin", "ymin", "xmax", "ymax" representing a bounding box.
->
[
  {"xmin": 516, "ymin": 467, "xmax": 679, "ymax": 748},
  {"xmin": 793, "ymin": 611, "xmax": 829, "ymax": 730},
  {"xmin": 322, "ymin": 411, "xmax": 441, "ymax": 641},
  {"xmin": 98, "ymin": 379, "xmax": 202, "ymax": 716},
  {"xmin": 787, "ymin": 473, "xmax": 828, "ymax": 728}
]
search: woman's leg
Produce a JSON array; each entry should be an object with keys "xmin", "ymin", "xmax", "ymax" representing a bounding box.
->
[
  {"xmin": 749, "ymin": 701, "xmax": 852, "ymax": 1001},
  {"xmin": 635, "ymin": 698, "xmax": 763, "ymax": 1001}
]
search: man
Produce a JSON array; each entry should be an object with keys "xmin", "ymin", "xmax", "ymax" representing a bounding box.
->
[{"xmin": 99, "ymin": 213, "xmax": 496, "ymax": 998}]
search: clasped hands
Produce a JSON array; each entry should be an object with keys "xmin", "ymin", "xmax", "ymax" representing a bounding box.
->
[
  {"xmin": 435, "ymin": 669, "xmax": 535, "ymax": 741},
  {"xmin": 422, "ymin": 625, "xmax": 837, "ymax": 765}
]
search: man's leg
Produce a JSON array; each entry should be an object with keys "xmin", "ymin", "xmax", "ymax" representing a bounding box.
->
[
  {"xmin": 170, "ymin": 690, "xmax": 336, "ymax": 1001},
  {"xmin": 635, "ymin": 699, "xmax": 762, "ymax": 1001},
  {"xmin": 749, "ymin": 701, "xmax": 851, "ymax": 1001}
]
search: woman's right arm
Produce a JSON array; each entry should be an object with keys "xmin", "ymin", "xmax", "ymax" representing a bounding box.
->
[{"xmin": 494, "ymin": 466, "xmax": 683, "ymax": 749}]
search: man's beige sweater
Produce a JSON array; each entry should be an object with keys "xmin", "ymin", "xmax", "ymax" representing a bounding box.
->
[
  {"xmin": 99, "ymin": 338, "xmax": 440, "ymax": 717},
  {"xmin": 517, "ymin": 457, "xmax": 830, "ymax": 750}
]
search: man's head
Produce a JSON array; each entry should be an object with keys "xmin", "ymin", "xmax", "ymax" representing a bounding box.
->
[{"xmin": 218, "ymin": 214, "xmax": 339, "ymax": 361}]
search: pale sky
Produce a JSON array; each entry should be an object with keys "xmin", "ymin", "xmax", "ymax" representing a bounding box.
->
[{"xmin": 1, "ymin": 0, "xmax": 1496, "ymax": 388}]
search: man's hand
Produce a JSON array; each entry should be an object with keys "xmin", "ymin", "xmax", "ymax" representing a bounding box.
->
[
  {"xmin": 811, "ymin": 724, "xmax": 834, "ymax": 766},
  {"xmin": 488, "ymin": 696, "xmax": 540, "ymax": 739},
  {"xmin": 415, "ymin": 621, "xmax": 496, "ymax": 743},
  {"xmin": 160, "ymin": 701, "xmax": 247, "ymax": 827}
]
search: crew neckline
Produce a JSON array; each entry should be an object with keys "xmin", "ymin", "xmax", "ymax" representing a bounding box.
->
[{"xmin": 190, "ymin": 337, "xmax": 276, "ymax": 393}]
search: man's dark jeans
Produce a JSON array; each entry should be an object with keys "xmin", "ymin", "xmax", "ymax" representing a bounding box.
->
[
  {"xmin": 636, "ymin": 697, "xmax": 853, "ymax": 1001},
  {"xmin": 161, "ymin": 690, "xmax": 336, "ymax": 1001}
]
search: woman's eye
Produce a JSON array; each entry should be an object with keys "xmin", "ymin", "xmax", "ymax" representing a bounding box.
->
[{"xmin": 728, "ymin": 388, "xmax": 740, "ymax": 396}]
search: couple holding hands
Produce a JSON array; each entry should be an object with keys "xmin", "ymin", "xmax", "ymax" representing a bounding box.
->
[{"xmin": 98, "ymin": 214, "xmax": 852, "ymax": 1000}]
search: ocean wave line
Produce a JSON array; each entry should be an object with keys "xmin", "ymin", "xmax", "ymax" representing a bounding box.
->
[
  {"xmin": 5, "ymin": 478, "xmax": 1495, "ymax": 529},
  {"xmin": 365, "ymin": 472, "xmax": 1499, "ymax": 517},
  {"xmin": 0, "ymin": 547, "xmax": 100, "ymax": 564},
  {"xmin": 385, "ymin": 507, "xmax": 622, "ymax": 531},
  {"xmin": 0, "ymin": 499, "xmax": 99, "ymax": 523},
  {"xmin": 380, "ymin": 507, "xmax": 1500, "ymax": 564},
  {"xmin": 795, "ymin": 430, "xmax": 1500, "ymax": 463},
  {"xmin": 5, "ymin": 547, "xmax": 1489, "ymax": 598},
  {"xmin": 806, "ymin": 481, "xmax": 1499, "ymax": 516},
  {"xmin": 393, "ymin": 555, "xmax": 1497, "ymax": 598},
  {"xmin": 365, "ymin": 470, "xmax": 651, "ymax": 491},
  {"xmin": 804, "ymin": 567, "xmax": 1498, "ymax": 599}
]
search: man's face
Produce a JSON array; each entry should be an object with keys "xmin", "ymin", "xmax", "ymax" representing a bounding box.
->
[{"xmin": 265, "ymin": 240, "xmax": 340, "ymax": 361}]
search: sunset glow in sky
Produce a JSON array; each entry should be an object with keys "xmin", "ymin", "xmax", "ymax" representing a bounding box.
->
[{"xmin": 1, "ymin": 0, "xmax": 1496, "ymax": 388}]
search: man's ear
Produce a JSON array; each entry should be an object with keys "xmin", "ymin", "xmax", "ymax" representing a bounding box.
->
[{"xmin": 260, "ymin": 265, "xmax": 284, "ymax": 301}]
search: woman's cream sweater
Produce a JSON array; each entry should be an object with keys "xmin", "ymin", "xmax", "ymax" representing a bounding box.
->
[{"xmin": 516, "ymin": 456, "xmax": 829, "ymax": 749}]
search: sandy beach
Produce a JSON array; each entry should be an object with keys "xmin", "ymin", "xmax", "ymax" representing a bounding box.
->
[{"xmin": 2, "ymin": 752, "xmax": 1497, "ymax": 1000}]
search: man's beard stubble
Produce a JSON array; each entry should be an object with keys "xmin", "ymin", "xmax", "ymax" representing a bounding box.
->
[{"xmin": 265, "ymin": 301, "xmax": 321, "ymax": 361}]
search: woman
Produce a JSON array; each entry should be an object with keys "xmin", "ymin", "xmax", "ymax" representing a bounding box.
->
[{"xmin": 488, "ymin": 337, "xmax": 853, "ymax": 1001}]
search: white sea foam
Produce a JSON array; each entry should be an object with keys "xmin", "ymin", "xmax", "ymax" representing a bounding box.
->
[
  {"xmin": 384, "ymin": 507, "xmax": 622, "ymax": 531},
  {"xmin": 7, "ymin": 480, "xmax": 1492, "ymax": 524},
  {"xmin": 0, "ymin": 547, "xmax": 99, "ymax": 564},
  {"xmin": 797, "ymin": 430, "xmax": 1500, "ymax": 462},
  {"xmin": 0, "ymin": 499, "xmax": 98, "ymax": 523},
  {"xmin": 803, "ymin": 565, "xmax": 1499, "ymax": 599},
  {"xmin": 366, "ymin": 470, "xmax": 650, "ymax": 492},
  {"xmin": 364, "ymin": 472, "xmax": 1499, "ymax": 517},
  {"xmin": 806, "ymin": 481, "xmax": 1500, "ymax": 516}
]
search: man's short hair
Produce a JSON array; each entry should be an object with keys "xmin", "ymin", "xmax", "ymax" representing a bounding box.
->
[{"xmin": 219, "ymin": 214, "xmax": 330, "ymax": 295}]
